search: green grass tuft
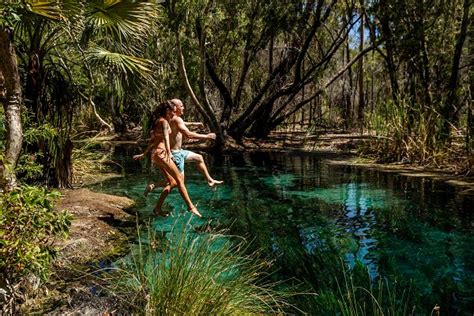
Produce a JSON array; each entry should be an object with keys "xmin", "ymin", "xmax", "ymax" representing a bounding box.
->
[{"xmin": 107, "ymin": 221, "xmax": 289, "ymax": 314}]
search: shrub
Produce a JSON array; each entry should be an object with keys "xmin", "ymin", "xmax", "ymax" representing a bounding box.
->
[{"xmin": 0, "ymin": 185, "xmax": 71, "ymax": 284}]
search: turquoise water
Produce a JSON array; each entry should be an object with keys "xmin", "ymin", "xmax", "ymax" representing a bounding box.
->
[{"xmin": 92, "ymin": 149, "xmax": 474, "ymax": 314}]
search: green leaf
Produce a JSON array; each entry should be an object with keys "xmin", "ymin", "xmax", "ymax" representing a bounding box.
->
[
  {"xmin": 86, "ymin": 46, "xmax": 155, "ymax": 81},
  {"xmin": 86, "ymin": 0, "xmax": 158, "ymax": 44},
  {"xmin": 26, "ymin": 0, "xmax": 62, "ymax": 20},
  {"xmin": 11, "ymin": 12, "xmax": 21, "ymax": 22}
]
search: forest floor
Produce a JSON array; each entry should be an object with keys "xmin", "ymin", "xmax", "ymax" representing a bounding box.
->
[{"xmin": 24, "ymin": 129, "xmax": 473, "ymax": 314}]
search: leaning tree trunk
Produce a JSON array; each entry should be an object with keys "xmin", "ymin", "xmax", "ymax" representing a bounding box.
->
[
  {"xmin": 175, "ymin": 32, "xmax": 225, "ymax": 149},
  {"xmin": 0, "ymin": 28, "xmax": 23, "ymax": 191}
]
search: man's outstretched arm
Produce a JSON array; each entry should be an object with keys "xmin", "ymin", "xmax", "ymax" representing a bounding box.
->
[
  {"xmin": 176, "ymin": 117, "xmax": 215, "ymax": 140},
  {"xmin": 184, "ymin": 122, "xmax": 204, "ymax": 128}
]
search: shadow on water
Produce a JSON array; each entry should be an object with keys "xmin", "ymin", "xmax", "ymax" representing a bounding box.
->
[{"xmin": 91, "ymin": 146, "xmax": 474, "ymax": 314}]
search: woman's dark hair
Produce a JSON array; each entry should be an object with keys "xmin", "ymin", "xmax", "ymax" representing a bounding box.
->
[
  {"xmin": 151, "ymin": 100, "xmax": 175, "ymax": 129},
  {"xmin": 156, "ymin": 100, "xmax": 175, "ymax": 117}
]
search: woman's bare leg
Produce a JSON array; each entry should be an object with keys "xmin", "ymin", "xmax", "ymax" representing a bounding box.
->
[
  {"xmin": 155, "ymin": 159, "xmax": 201, "ymax": 217},
  {"xmin": 154, "ymin": 170, "xmax": 175, "ymax": 216}
]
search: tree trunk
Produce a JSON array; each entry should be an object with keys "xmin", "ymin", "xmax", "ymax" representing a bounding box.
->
[
  {"xmin": 53, "ymin": 138, "xmax": 73, "ymax": 188},
  {"xmin": 0, "ymin": 29, "xmax": 23, "ymax": 191},
  {"xmin": 265, "ymin": 44, "xmax": 378, "ymax": 135},
  {"xmin": 357, "ymin": 4, "xmax": 365, "ymax": 127},
  {"xmin": 110, "ymin": 96, "xmax": 126, "ymax": 135},
  {"xmin": 175, "ymin": 32, "xmax": 225, "ymax": 148},
  {"xmin": 345, "ymin": 31, "xmax": 353, "ymax": 129},
  {"xmin": 377, "ymin": 0, "xmax": 399, "ymax": 102},
  {"xmin": 25, "ymin": 53, "xmax": 42, "ymax": 118},
  {"xmin": 468, "ymin": 18, "xmax": 474, "ymax": 153},
  {"xmin": 441, "ymin": 0, "xmax": 471, "ymax": 141},
  {"xmin": 249, "ymin": 105, "xmax": 273, "ymax": 138}
]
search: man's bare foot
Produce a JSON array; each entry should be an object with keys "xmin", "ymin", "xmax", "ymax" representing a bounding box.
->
[
  {"xmin": 208, "ymin": 179, "xmax": 224, "ymax": 187},
  {"xmin": 144, "ymin": 183, "xmax": 156, "ymax": 197},
  {"xmin": 188, "ymin": 207, "xmax": 202, "ymax": 217}
]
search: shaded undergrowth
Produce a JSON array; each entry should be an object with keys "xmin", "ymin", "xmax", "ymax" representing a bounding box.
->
[{"xmin": 364, "ymin": 99, "xmax": 471, "ymax": 174}]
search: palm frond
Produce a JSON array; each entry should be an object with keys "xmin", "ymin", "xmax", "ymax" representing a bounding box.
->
[
  {"xmin": 25, "ymin": 0, "xmax": 62, "ymax": 20},
  {"xmin": 60, "ymin": 1, "xmax": 86, "ymax": 27},
  {"xmin": 86, "ymin": 46, "xmax": 155, "ymax": 81},
  {"xmin": 86, "ymin": 0, "xmax": 159, "ymax": 44}
]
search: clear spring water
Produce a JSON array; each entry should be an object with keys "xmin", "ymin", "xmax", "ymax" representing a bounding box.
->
[{"xmin": 91, "ymin": 148, "xmax": 474, "ymax": 314}]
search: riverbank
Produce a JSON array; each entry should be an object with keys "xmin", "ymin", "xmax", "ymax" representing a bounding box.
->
[
  {"xmin": 242, "ymin": 131, "xmax": 474, "ymax": 193},
  {"xmin": 21, "ymin": 188, "xmax": 135, "ymax": 314},
  {"xmin": 86, "ymin": 129, "xmax": 474, "ymax": 191},
  {"xmin": 86, "ymin": 129, "xmax": 474, "ymax": 197}
]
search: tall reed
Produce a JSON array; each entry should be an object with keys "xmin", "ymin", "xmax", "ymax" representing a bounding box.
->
[
  {"xmin": 281, "ymin": 249, "xmax": 416, "ymax": 315},
  {"xmin": 107, "ymin": 221, "xmax": 288, "ymax": 314},
  {"xmin": 335, "ymin": 268, "xmax": 415, "ymax": 316},
  {"xmin": 366, "ymin": 99, "xmax": 451, "ymax": 168}
]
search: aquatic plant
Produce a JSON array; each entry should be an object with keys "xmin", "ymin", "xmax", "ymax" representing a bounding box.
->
[
  {"xmin": 107, "ymin": 221, "xmax": 289, "ymax": 314},
  {"xmin": 335, "ymin": 266, "xmax": 415, "ymax": 316},
  {"xmin": 290, "ymin": 258, "xmax": 416, "ymax": 315}
]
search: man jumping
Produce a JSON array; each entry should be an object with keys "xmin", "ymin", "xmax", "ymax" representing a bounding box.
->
[{"xmin": 169, "ymin": 98, "xmax": 223, "ymax": 186}]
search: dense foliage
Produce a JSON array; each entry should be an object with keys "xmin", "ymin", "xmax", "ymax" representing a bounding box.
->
[
  {"xmin": 1, "ymin": 0, "xmax": 158, "ymax": 188},
  {"xmin": 0, "ymin": 185, "xmax": 70, "ymax": 284},
  {"xmin": 1, "ymin": 111, "xmax": 70, "ymax": 311},
  {"xmin": 360, "ymin": 0, "xmax": 472, "ymax": 166}
]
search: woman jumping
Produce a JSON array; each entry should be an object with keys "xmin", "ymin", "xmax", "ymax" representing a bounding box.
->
[{"xmin": 133, "ymin": 101, "xmax": 201, "ymax": 217}]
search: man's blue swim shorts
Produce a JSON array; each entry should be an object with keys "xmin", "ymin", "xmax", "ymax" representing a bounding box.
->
[{"xmin": 172, "ymin": 149, "xmax": 191, "ymax": 174}]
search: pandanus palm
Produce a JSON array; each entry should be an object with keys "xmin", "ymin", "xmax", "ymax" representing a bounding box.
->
[{"xmin": 1, "ymin": 1, "xmax": 158, "ymax": 188}]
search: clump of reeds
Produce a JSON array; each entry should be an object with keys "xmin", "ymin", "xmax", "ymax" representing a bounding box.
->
[
  {"xmin": 364, "ymin": 98, "xmax": 469, "ymax": 171},
  {"xmin": 335, "ymin": 268, "xmax": 415, "ymax": 316},
  {"xmin": 107, "ymin": 222, "xmax": 289, "ymax": 314},
  {"xmin": 72, "ymin": 141, "xmax": 116, "ymax": 183},
  {"xmin": 279, "ymin": 248, "xmax": 417, "ymax": 315}
]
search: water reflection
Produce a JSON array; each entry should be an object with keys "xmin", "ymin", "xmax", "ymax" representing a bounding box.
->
[
  {"xmin": 339, "ymin": 183, "xmax": 378, "ymax": 277},
  {"xmin": 217, "ymin": 152, "xmax": 473, "ymax": 313}
]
